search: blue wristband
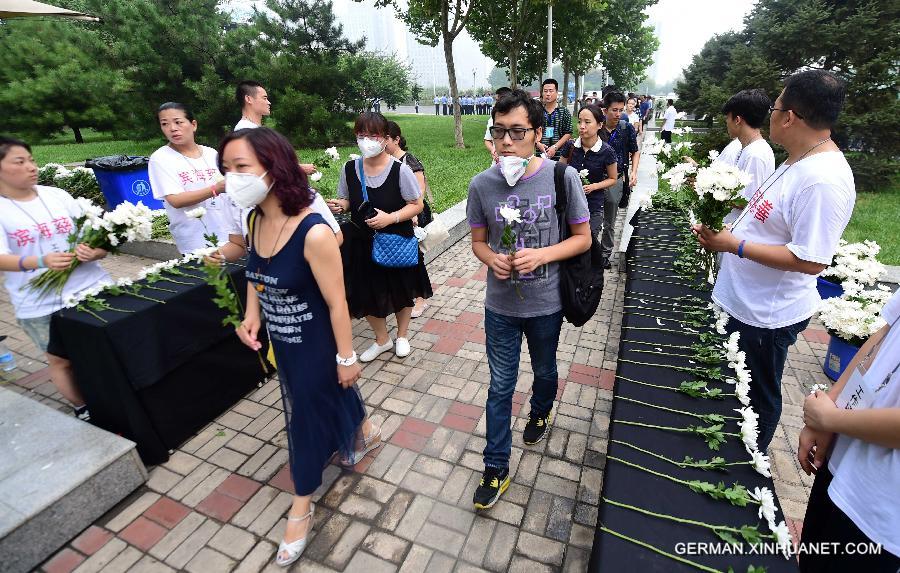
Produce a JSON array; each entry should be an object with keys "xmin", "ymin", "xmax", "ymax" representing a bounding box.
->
[
  {"xmin": 18, "ymin": 256, "xmax": 30, "ymax": 272},
  {"xmin": 37, "ymin": 255, "xmax": 46, "ymax": 269},
  {"xmin": 737, "ymin": 240, "xmax": 747, "ymax": 259}
]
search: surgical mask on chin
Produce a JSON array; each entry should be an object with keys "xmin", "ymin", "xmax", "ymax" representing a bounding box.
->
[
  {"xmin": 357, "ymin": 137, "xmax": 384, "ymax": 159},
  {"xmin": 498, "ymin": 155, "xmax": 534, "ymax": 187},
  {"xmin": 225, "ymin": 171, "xmax": 272, "ymax": 209}
]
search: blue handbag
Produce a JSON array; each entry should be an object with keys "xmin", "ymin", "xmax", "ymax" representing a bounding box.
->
[{"xmin": 358, "ymin": 160, "xmax": 419, "ymax": 268}]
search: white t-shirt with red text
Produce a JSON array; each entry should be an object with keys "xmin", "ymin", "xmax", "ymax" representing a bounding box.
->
[
  {"xmin": 713, "ymin": 151, "xmax": 855, "ymax": 328},
  {"xmin": 148, "ymin": 145, "xmax": 232, "ymax": 253},
  {"xmin": 0, "ymin": 186, "xmax": 110, "ymax": 319},
  {"xmin": 828, "ymin": 289, "xmax": 900, "ymax": 556}
]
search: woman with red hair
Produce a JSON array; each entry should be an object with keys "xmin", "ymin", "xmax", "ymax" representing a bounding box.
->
[{"xmin": 221, "ymin": 127, "xmax": 380, "ymax": 567}]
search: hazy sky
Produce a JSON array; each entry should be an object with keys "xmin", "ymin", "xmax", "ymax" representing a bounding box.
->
[{"xmin": 645, "ymin": 0, "xmax": 757, "ymax": 84}]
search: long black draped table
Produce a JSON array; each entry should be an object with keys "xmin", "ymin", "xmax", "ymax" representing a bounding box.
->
[
  {"xmin": 589, "ymin": 210, "xmax": 799, "ymax": 572},
  {"xmin": 50, "ymin": 260, "xmax": 269, "ymax": 465}
]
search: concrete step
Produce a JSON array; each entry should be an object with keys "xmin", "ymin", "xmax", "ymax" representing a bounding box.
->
[{"xmin": 0, "ymin": 387, "xmax": 147, "ymax": 573}]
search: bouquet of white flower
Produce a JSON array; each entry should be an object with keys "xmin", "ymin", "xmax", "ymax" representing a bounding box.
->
[
  {"xmin": 821, "ymin": 239, "xmax": 885, "ymax": 286},
  {"xmin": 29, "ymin": 200, "xmax": 154, "ymax": 296},
  {"xmin": 498, "ymin": 206, "xmax": 524, "ymax": 299},
  {"xmin": 818, "ymin": 282, "xmax": 891, "ymax": 346},
  {"xmin": 691, "ymin": 162, "xmax": 752, "ymax": 232}
]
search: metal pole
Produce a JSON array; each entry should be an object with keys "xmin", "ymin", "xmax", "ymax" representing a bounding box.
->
[{"xmin": 546, "ymin": 4, "xmax": 553, "ymax": 80}]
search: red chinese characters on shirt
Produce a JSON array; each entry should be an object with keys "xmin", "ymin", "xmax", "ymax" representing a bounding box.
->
[
  {"xmin": 177, "ymin": 168, "xmax": 218, "ymax": 187},
  {"xmin": 7, "ymin": 229, "xmax": 35, "ymax": 247},
  {"xmin": 52, "ymin": 217, "xmax": 73, "ymax": 235},
  {"xmin": 753, "ymin": 200, "xmax": 774, "ymax": 223},
  {"xmin": 7, "ymin": 216, "xmax": 74, "ymax": 248}
]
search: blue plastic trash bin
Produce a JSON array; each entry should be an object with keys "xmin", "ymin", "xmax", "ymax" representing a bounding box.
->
[{"xmin": 85, "ymin": 155, "xmax": 162, "ymax": 209}]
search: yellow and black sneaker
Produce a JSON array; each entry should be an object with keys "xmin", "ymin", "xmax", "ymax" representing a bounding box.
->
[
  {"xmin": 523, "ymin": 411, "xmax": 553, "ymax": 445},
  {"xmin": 473, "ymin": 467, "xmax": 510, "ymax": 510}
]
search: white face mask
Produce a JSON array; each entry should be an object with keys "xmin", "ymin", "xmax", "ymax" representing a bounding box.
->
[
  {"xmin": 225, "ymin": 171, "xmax": 271, "ymax": 209},
  {"xmin": 498, "ymin": 155, "xmax": 534, "ymax": 187},
  {"xmin": 357, "ymin": 137, "xmax": 384, "ymax": 159}
]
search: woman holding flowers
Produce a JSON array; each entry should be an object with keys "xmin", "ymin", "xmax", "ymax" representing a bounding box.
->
[
  {"xmin": 0, "ymin": 136, "xmax": 110, "ymax": 420},
  {"xmin": 326, "ymin": 112, "xmax": 431, "ymax": 362},
  {"xmin": 560, "ymin": 104, "xmax": 618, "ymax": 242},
  {"xmin": 223, "ymin": 127, "xmax": 381, "ymax": 567},
  {"xmin": 149, "ymin": 102, "xmax": 231, "ymax": 254}
]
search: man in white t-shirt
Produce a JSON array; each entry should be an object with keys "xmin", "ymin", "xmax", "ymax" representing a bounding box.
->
[
  {"xmin": 234, "ymin": 81, "xmax": 316, "ymax": 176},
  {"xmin": 660, "ymin": 99, "xmax": 677, "ymax": 143},
  {"xmin": 234, "ymin": 81, "xmax": 270, "ymax": 131},
  {"xmin": 718, "ymin": 89, "xmax": 776, "ymax": 225},
  {"xmin": 798, "ymin": 288, "xmax": 900, "ymax": 570},
  {"xmin": 695, "ymin": 70, "xmax": 856, "ymax": 452},
  {"xmin": 483, "ymin": 87, "xmax": 513, "ymax": 164}
]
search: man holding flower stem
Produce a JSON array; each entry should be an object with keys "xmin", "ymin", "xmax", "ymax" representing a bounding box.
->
[
  {"xmin": 466, "ymin": 90, "xmax": 591, "ymax": 510},
  {"xmin": 695, "ymin": 70, "xmax": 856, "ymax": 452}
]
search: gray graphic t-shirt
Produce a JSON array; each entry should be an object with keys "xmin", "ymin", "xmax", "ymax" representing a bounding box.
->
[{"xmin": 467, "ymin": 159, "xmax": 590, "ymax": 318}]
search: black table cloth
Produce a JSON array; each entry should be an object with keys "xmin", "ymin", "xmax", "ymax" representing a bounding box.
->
[
  {"xmin": 589, "ymin": 210, "xmax": 799, "ymax": 572},
  {"xmin": 50, "ymin": 261, "xmax": 269, "ymax": 465}
]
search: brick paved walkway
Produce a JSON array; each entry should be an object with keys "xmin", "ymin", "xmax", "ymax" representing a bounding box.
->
[{"xmin": 2, "ymin": 172, "xmax": 836, "ymax": 573}]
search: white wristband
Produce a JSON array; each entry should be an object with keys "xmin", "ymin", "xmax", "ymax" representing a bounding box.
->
[{"xmin": 336, "ymin": 351, "xmax": 358, "ymax": 366}]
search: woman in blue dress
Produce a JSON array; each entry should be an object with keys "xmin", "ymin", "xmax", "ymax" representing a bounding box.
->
[{"xmin": 222, "ymin": 127, "xmax": 381, "ymax": 567}]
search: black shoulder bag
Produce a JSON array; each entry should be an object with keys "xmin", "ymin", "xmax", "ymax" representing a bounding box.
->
[{"xmin": 553, "ymin": 162, "xmax": 605, "ymax": 327}]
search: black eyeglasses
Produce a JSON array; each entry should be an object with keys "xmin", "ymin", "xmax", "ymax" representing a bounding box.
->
[
  {"xmin": 489, "ymin": 126, "xmax": 537, "ymax": 141},
  {"xmin": 769, "ymin": 106, "xmax": 804, "ymax": 120}
]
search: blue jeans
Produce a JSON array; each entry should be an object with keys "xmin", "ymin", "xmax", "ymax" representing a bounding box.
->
[
  {"xmin": 483, "ymin": 308, "xmax": 564, "ymax": 470},
  {"xmin": 726, "ymin": 316, "xmax": 810, "ymax": 451}
]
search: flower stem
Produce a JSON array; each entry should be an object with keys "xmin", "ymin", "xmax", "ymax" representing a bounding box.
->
[
  {"xmin": 76, "ymin": 306, "xmax": 107, "ymax": 323},
  {"xmin": 624, "ymin": 339, "xmax": 694, "ymax": 351},
  {"xmin": 143, "ymin": 284, "xmax": 177, "ymax": 294},
  {"xmin": 603, "ymin": 497, "xmax": 773, "ymax": 539},
  {"xmin": 598, "ymin": 524, "xmax": 726, "ymax": 573},
  {"xmin": 617, "ymin": 396, "xmax": 740, "ymax": 421},
  {"xmin": 623, "ymin": 325, "xmax": 699, "ymax": 336}
]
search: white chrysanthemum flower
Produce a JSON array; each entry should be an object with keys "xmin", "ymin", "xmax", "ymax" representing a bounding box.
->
[
  {"xmin": 771, "ymin": 520, "xmax": 793, "ymax": 559},
  {"xmin": 749, "ymin": 450, "xmax": 771, "ymax": 477},
  {"xmin": 749, "ymin": 487, "xmax": 778, "ymax": 524},
  {"xmin": 499, "ymin": 206, "xmax": 522, "ymax": 224},
  {"xmin": 809, "ymin": 383, "xmax": 830, "ymax": 395},
  {"xmin": 309, "ymin": 171, "xmax": 323, "ymax": 182},
  {"xmin": 185, "ymin": 207, "xmax": 206, "ymax": 219},
  {"xmin": 325, "ymin": 146, "xmax": 340, "ymax": 161}
]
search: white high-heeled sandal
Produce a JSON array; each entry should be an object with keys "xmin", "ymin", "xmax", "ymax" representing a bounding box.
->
[
  {"xmin": 340, "ymin": 425, "xmax": 383, "ymax": 467},
  {"xmin": 275, "ymin": 506, "xmax": 314, "ymax": 567}
]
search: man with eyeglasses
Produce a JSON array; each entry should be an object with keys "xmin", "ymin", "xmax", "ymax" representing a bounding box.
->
[
  {"xmin": 598, "ymin": 91, "xmax": 640, "ymax": 269},
  {"xmin": 536, "ymin": 79, "xmax": 573, "ymax": 161},
  {"xmin": 694, "ymin": 70, "xmax": 856, "ymax": 453},
  {"xmin": 467, "ymin": 89, "xmax": 591, "ymax": 511}
]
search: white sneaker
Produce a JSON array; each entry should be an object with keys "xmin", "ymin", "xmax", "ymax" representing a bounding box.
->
[
  {"xmin": 360, "ymin": 340, "xmax": 393, "ymax": 362},
  {"xmin": 395, "ymin": 337, "xmax": 411, "ymax": 358}
]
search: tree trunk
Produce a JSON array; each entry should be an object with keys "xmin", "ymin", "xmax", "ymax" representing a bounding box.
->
[
  {"xmin": 573, "ymin": 72, "xmax": 581, "ymax": 114},
  {"xmin": 508, "ymin": 47, "xmax": 519, "ymax": 88},
  {"xmin": 72, "ymin": 126, "xmax": 84, "ymax": 144},
  {"xmin": 562, "ymin": 63, "xmax": 570, "ymax": 109},
  {"xmin": 442, "ymin": 33, "xmax": 465, "ymax": 148}
]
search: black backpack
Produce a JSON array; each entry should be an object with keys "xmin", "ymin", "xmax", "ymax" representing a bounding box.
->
[{"xmin": 553, "ymin": 162, "xmax": 605, "ymax": 327}]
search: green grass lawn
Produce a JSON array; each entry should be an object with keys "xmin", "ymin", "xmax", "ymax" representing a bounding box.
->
[
  {"xmin": 31, "ymin": 113, "xmax": 492, "ymax": 214},
  {"xmin": 842, "ymin": 183, "xmax": 900, "ymax": 266}
]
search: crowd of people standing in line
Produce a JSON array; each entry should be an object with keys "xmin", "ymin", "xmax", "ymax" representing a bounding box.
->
[
  {"xmin": 2, "ymin": 69, "xmax": 898, "ymax": 570},
  {"xmin": 433, "ymin": 93, "xmax": 495, "ymax": 116}
]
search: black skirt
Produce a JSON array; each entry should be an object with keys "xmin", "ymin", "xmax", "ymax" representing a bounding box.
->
[{"xmin": 341, "ymin": 223, "xmax": 432, "ymax": 319}]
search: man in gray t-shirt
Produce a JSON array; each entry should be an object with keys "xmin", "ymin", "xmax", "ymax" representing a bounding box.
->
[{"xmin": 467, "ymin": 90, "xmax": 591, "ymax": 512}]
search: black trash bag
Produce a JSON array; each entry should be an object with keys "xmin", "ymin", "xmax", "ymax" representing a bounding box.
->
[{"xmin": 85, "ymin": 155, "xmax": 150, "ymax": 172}]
